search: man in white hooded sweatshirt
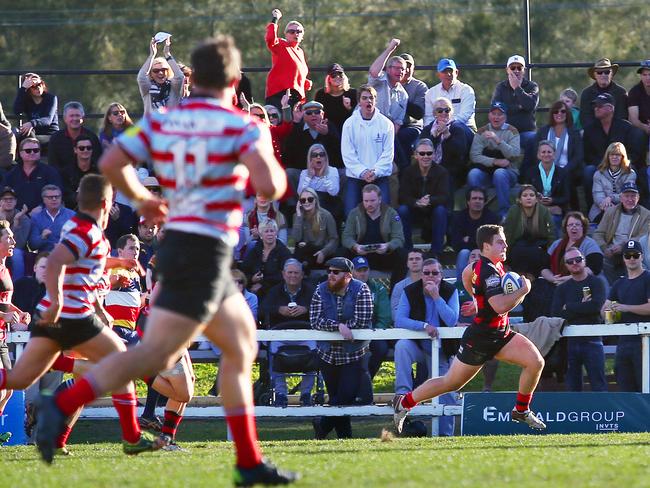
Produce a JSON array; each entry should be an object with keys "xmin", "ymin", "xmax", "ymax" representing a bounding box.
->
[{"xmin": 341, "ymin": 84, "xmax": 394, "ymax": 216}]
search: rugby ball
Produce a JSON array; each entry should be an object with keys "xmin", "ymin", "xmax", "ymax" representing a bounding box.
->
[{"xmin": 501, "ymin": 272, "xmax": 522, "ymax": 294}]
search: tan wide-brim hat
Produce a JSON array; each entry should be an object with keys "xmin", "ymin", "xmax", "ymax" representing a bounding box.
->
[{"xmin": 588, "ymin": 58, "xmax": 619, "ymax": 79}]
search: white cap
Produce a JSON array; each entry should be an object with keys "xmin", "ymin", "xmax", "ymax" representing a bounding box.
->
[{"xmin": 506, "ymin": 55, "xmax": 526, "ymax": 68}]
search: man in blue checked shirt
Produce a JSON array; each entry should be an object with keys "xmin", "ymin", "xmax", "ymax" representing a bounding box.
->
[
  {"xmin": 394, "ymin": 257, "xmax": 459, "ymax": 436},
  {"xmin": 310, "ymin": 257, "xmax": 373, "ymax": 439}
]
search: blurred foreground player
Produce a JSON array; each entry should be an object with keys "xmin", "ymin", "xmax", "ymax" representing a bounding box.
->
[
  {"xmin": 37, "ymin": 36, "xmax": 298, "ymax": 486},
  {"xmin": 393, "ymin": 224, "xmax": 546, "ymax": 433}
]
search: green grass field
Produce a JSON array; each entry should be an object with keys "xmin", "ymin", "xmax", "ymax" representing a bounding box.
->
[{"xmin": 3, "ymin": 419, "xmax": 649, "ymax": 488}]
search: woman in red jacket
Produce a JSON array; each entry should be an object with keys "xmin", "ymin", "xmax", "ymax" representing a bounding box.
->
[{"xmin": 265, "ymin": 8, "xmax": 311, "ymax": 110}]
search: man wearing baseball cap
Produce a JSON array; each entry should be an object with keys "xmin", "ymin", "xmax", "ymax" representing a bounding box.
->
[
  {"xmin": 424, "ymin": 58, "xmax": 476, "ymax": 131},
  {"xmin": 579, "ymin": 58, "xmax": 628, "ymax": 128},
  {"xmin": 593, "ymin": 182, "xmax": 650, "ymax": 283},
  {"xmin": 491, "ymin": 54, "xmax": 539, "ymax": 179},
  {"xmin": 601, "ymin": 239, "xmax": 650, "ymax": 392},
  {"xmin": 310, "ymin": 256, "xmax": 373, "ymax": 439},
  {"xmin": 628, "ymin": 60, "xmax": 650, "ymax": 146},
  {"xmin": 582, "ymin": 92, "xmax": 642, "ymax": 209}
]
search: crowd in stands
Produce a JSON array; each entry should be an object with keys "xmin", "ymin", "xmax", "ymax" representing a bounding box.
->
[{"xmin": 1, "ymin": 12, "xmax": 650, "ymax": 439}]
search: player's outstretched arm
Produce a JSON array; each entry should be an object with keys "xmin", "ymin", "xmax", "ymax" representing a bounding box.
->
[{"xmin": 487, "ymin": 275, "xmax": 530, "ymax": 315}]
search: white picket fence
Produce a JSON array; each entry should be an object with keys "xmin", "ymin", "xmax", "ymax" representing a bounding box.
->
[{"xmin": 7, "ymin": 323, "xmax": 650, "ymax": 436}]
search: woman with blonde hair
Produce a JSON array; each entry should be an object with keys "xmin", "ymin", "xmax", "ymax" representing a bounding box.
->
[
  {"xmin": 297, "ymin": 143, "xmax": 341, "ymax": 221},
  {"xmin": 292, "ymin": 188, "xmax": 338, "ymax": 269},
  {"xmin": 137, "ymin": 36, "xmax": 184, "ymax": 114},
  {"xmin": 589, "ymin": 142, "xmax": 636, "ymax": 221},
  {"xmin": 315, "ymin": 64, "xmax": 357, "ymax": 135},
  {"xmin": 100, "ymin": 103, "xmax": 134, "ymax": 149}
]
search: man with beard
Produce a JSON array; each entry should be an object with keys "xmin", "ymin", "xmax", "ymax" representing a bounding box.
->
[{"xmin": 310, "ymin": 257, "xmax": 373, "ymax": 439}]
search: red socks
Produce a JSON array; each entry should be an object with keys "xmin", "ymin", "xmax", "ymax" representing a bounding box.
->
[
  {"xmin": 401, "ymin": 392, "xmax": 417, "ymax": 409},
  {"xmin": 56, "ymin": 425, "xmax": 73, "ymax": 448},
  {"xmin": 112, "ymin": 392, "xmax": 141, "ymax": 444},
  {"xmin": 51, "ymin": 354, "xmax": 75, "ymax": 373},
  {"xmin": 55, "ymin": 377, "xmax": 98, "ymax": 416},
  {"xmin": 225, "ymin": 406, "xmax": 263, "ymax": 469},
  {"xmin": 515, "ymin": 392, "xmax": 533, "ymax": 412},
  {"xmin": 162, "ymin": 410, "xmax": 183, "ymax": 440}
]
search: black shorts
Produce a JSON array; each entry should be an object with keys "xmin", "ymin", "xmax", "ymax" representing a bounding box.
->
[
  {"xmin": 456, "ymin": 326, "xmax": 516, "ymax": 366},
  {"xmin": 30, "ymin": 313, "xmax": 105, "ymax": 350},
  {"xmin": 154, "ymin": 230, "xmax": 239, "ymax": 323},
  {"xmin": 0, "ymin": 340, "xmax": 11, "ymax": 370}
]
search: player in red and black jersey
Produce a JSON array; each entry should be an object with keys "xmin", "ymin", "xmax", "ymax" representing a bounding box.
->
[{"xmin": 393, "ymin": 224, "xmax": 547, "ymax": 432}]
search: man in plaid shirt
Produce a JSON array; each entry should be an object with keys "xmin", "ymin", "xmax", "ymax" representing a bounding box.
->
[{"xmin": 310, "ymin": 257, "xmax": 373, "ymax": 439}]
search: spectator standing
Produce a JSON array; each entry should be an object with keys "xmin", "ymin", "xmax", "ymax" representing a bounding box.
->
[
  {"xmin": 492, "ymin": 55, "xmax": 539, "ymax": 179},
  {"xmin": 397, "ymin": 53, "xmax": 428, "ymax": 165},
  {"xmin": 314, "ymin": 64, "xmax": 357, "ymax": 136},
  {"xmin": 310, "ymin": 257, "xmax": 373, "ymax": 439},
  {"xmin": 3, "ymin": 138, "xmax": 63, "ymax": 211},
  {"xmin": 48, "ymin": 102, "xmax": 102, "ymax": 173},
  {"xmin": 468, "ymin": 101, "xmax": 521, "ymax": 218},
  {"xmin": 12, "ymin": 72, "xmax": 59, "ymax": 137},
  {"xmin": 341, "ymin": 85, "xmax": 394, "ymax": 214},
  {"xmin": 424, "ymin": 58, "xmax": 476, "ymax": 131},
  {"xmin": 265, "ymin": 9, "xmax": 311, "ymax": 109},
  {"xmin": 580, "ymin": 58, "xmax": 628, "ymax": 128},
  {"xmin": 560, "ymin": 88, "xmax": 582, "ymax": 131},
  {"xmin": 99, "ymin": 103, "xmax": 134, "ymax": 150},
  {"xmin": 28, "ymin": 185, "xmax": 75, "ymax": 252},
  {"xmin": 551, "ymin": 247, "xmax": 607, "ymax": 392},
  {"xmin": 137, "ymin": 36, "xmax": 184, "ymax": 115},
  {"xmin": 367, "ymin": 39, "xmax": 408, "ymax": 133},
  {"xmin": 394, "ymin": 258, "xmax": 459, "ymax": 436},
  {"xmin": 602, "ymin": 240, "xmax": 650, "ymax": 392}
]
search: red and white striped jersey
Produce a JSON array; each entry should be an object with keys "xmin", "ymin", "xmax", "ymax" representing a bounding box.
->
[
  {"xmin": 117, "ymin": 97, "xmax": 267, "ymax": 246},
  {"xmin": 37, "ymin": 213, "xmax": 110, "ymax": 319}
]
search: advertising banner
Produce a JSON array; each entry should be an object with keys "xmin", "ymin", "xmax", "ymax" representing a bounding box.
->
[{"xmin": 0, "ymin": 390, "xmax": 26, "ymax": 445}]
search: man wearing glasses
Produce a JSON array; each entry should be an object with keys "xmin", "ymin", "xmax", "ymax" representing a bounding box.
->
[
  {"xmin": 551, "ymin": 247, "xmax": 607, "ymax": 392},
  {"xmin": 393, "ymin": 258, "xmax": 459, "ymax": 436},
  {"xmin": 310, "ymin": 257, "xmax": 373, "ymax": 439},
  {"xmin": 601, "ymin": 240, "xmax": 650, "ymax": 392},
  {"xmin": 492, "ymin": 55, "xmax": 539, "ymax": 180},
  {"xmin": 580, "ymin": 58, "xmax": 628, "ymax": 128},
  {"xmin": 2, "ymin": 137, "xmax": 63, "ymax": 211},
  {"xmin": 28, "ymin": 185, "xmax": 75, "ymax": 252},
  {"xmin": 593, "ymin": 182, "xmax": 650, "ymax": 284}
]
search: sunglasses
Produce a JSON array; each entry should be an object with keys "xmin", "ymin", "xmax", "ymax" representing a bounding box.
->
[
  {"xmin": 22, "ymin": 148, "xmax": 40, "ymax": 154},
  {"xmin": 304, "ymin": 110, "xmax": 321, "ymax": 116},
  {"xmin": 76, "ymin": 145, "xmax": 93, "ymax": 151},
  {"xmin": 623, "ymin": 252, "xmax": 641, "ymax": 260},
  {"xmin": 552, "ymin": 109, "xmax": 567, "ymax": 114},
  {"xmin": 268, "ymin": 113, "xmax": 280, "ymax": 119},
  {"xmin": 151, "ymin": 68, "xmax": 167, "ymax": 74},
  {"xmin": 509, "ymin": 66, "xmax": 524, "ymax": 72},
  {"xmin": 330, "ymin": 73, "xmax": 343, "ymax": 79},
  {"xmin": 111, "ymin": 110, "xmax": 126, "ymax": 116},
  {"xmin": 564, "ymin": 256, "xmax": 584, "ymax": 265},
  {"xmin": 327, "ymin": 269, "xmax": 342, "ymax": 275},
  {"xmin": 595, "ymin": 70, "xmax": 611, "ymax": 75},
  {"xmin": 417, "ymin": 151, "xmax": 433, "ymax": 156},
  {"xmin": 251, "ymin": 112, "xmax": 266, "ymax": 120},
  {"xmin": 422, "ymin": 270, "xmax": 441, "ymax": 276},
  {"xmin": 435, "ymin": 107, "xmax": 451, "ymax": 114},
  {"xmin": 286, "ymin": 29, "xmax": 303, "ymax": 34},
  {"xmin": 310, "ymin": 151, "xmax": 326, "ymax": 158},
  {"xmin": 299, "ymin": 197, "xmax": 315, "ymax": 204}
]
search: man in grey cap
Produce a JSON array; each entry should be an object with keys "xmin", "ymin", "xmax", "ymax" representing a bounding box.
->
[
  {"xmin": 282, "ymin": 99, "xmax": 342, "ymax": 191},
  {"xmin": 424, "ymin": 58, "xmax": 476, "ymax": 131},
  {"xmin": 309, "ymin": 256, "xmax": 373, "ymax": 439},
  {"xmin": 580, "ymin": 58, "xmax": 628, "ymax": 128}
]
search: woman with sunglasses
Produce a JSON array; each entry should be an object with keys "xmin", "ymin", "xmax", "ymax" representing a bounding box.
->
[
  {"xmin": 100, "ymin": 103, "xmax": 134, "ymax": 150},
  {"xmin": 502, "ymin": 184, "xmax": 555, "ymax": 278},
  {"xmin": 314, "ymin": 64, "xmax": 357, "ymax": 136},
  {"xmin": 535, "ymin": 100, "xmax": 583, "ymax": 209},
  {"xmin": 292, "ymin": 188, "xmax": 338, "ymax": 270},
  {"xmin": 137, "ymin": 37, "xmax": 184, "ymax": 115},
  {"xmin": 420, "ymin": 97, "xmax": 469, "ymax": 190},
  {"xmin": 13, "ymin": 72, "xmax": 59, "ymax": 138},
  {"xmin": 297, "ymin": 144, "xmax": 342, "ymax": 221},
  {"xmin": 397, "ymin": 138, "xmax": 449, "ymax": 253},
  {"xmin": 589, "ymin": 142, "xmax": 636, "ymax": 222},
  {"xmin": 249, "ymin": 100, "xmax": 293, "ymax": 164},
  {"xmin": 265, "ymin": 9, "xmax": 311, "ymax": 110}
]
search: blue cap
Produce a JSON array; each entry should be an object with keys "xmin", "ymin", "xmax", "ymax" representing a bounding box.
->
[
  {"xmin": 621, "ymin": 182, "xmax": 639, "ymax": 194},
  {"xmin": 490, "ymin": 101, "xmax": 507, "ymax": 113},
  {"xmin": 437, "ymin": 58, "xmax": 457, "ymax": 72},
  {"xmin": 352, "ymin": 256, "xmax": 369, "ymax": 270}
]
